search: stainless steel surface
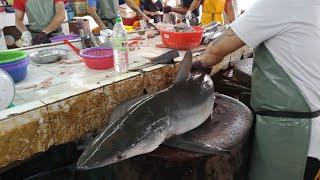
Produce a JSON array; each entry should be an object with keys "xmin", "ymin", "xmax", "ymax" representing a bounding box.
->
[{"xmin": 29, "ymin": 48, "xmax": 69, "ymax": 64}]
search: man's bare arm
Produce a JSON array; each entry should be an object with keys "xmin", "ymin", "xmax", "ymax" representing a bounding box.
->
[
  {"xmin": 125, "ymin": 0, "xmax": 150, "ymax": 21},
  {"xmin": 87, "ymin": 6, "xmax": 107, "ymax": 29},
  {"xmin": 43, "ymin": 1, "xmax": 66, "ymax": 34},
  {"xmin": 224, "ymin": 0, "xmax": 235, "ymax": 23},
  {"xmin": 15, "ymin": 9, "xmax": 27, "ymax": 33},
  {"xmin": 201, "ymin": 27, "xmax": 245, "ymax": 67},
  {"xmin": 171, "ymin": 6, "xmax": 188, "ymax": 14},
  {"xmin": 188, "ymin": 0, "xmax": 201, "ymax": 13}
]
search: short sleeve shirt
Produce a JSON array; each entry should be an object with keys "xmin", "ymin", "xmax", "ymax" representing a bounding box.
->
[
  {"xmin": 230, "ymin": 0, "xmax": 320, "ymax": 160},
  {"xmin": 141, "ymin": 0, "xmax": 163, "ymax": 12},
  {"xmin": 13, "ymin": 0, "xmax": 62, "ymax": 12},
  {"xmin": 87, "ymin": 0, "xmax": 98, "ymax": 7}
]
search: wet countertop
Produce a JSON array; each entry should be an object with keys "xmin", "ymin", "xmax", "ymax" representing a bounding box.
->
[{"xmin": 0, "ymin": 32, "xmax": 252, "ymax": 169}]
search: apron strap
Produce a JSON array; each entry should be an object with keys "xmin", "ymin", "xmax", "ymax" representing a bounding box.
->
[{"xmin": 255, "ymin": 110, "xmax": 320, "ymax": 119}]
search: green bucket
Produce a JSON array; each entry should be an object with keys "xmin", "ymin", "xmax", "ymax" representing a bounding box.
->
[{"xmin": 0, "ymin": 51, "xmax": 28, "ymax": 64}]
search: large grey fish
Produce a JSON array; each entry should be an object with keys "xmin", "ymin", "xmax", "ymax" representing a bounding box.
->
[{"xmin": 76, "ymin": 51, "xmax": 215, "ymax": 170}]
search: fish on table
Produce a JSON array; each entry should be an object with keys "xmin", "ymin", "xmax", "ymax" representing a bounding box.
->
[{"xmin": 77, "ymin": 51, "xmax": 216, "ymax": 170}]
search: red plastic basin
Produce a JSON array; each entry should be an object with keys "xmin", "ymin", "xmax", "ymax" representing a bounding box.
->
[
  {"xmin": 160, "ymin": 26, "xmax": 203, "ymax": 50},
  {"xmin": 79, "ymin": 47, "xmax": 114, "ymax": 70}
]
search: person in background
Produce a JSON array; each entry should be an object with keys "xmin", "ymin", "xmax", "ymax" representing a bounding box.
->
[
  {"xmin": 163, "ymin": 0, "xmax": 199, "ymax": 25},
  {"xmin": 141, "ymin": 0, "xmax": 164, "ymax": 23},
  {"xmin": 87, "ymin": 0, "xmax": 149, "ymax": 30},
  {"xmin": 13, "ymin": 0, "xmax": 66, "ymax": 45},
  {"xmin": 192, "ymin": 0, "xmax": 320, "ymax": 179},
  {"xmin": 186, "ymin": 0, "xmax": 235, "ymax": 25}
]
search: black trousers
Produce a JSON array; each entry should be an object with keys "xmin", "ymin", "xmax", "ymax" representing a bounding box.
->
[{"xmin": 304, "ymin": 157, "xmax": 320, "ymax": 180}]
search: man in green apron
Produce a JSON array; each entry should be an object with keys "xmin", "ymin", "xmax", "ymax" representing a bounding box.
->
[
  {"xmin": 14, "ymin": 0, "xmax": 66, "ymax": 45},
  {"xmin": 192, "ymin": 0, "xmax": 320, "ymax": 179},
  {"xmin": 87, "ymin": 0, "xmax": 149, "ymax": 30}
]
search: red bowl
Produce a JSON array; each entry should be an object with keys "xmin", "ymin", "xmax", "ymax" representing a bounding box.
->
[
  {"xmin": 80, "ymin": 47, "xmax": 114, "ymax": 70},
  {"xmin": 160, "ymin": 26, "xmax": 203, "ymax": 50}
]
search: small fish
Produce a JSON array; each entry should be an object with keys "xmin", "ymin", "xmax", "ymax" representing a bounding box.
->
[{"xmin": 77, "ymin": 51, "xmax": 215, "ymax": 170}]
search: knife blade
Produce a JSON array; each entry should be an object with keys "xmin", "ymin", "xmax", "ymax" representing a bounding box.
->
[
  {"xmin": 129, "ymin": 49, "xmax": 179, "ymax": 72},
  {"xmin": 147, "ymin": 21, "xmax": 159, "ymax": 31}
]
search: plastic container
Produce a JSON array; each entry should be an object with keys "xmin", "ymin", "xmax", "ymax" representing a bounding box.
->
[
  {"xmin": 112, "ymin": 18, "xmax": 129, "ymax": 73},
  {"xmin": 0, "ymin": 57, "xmax": 29, "ymax": 82},
  {"xmin": 80, "ymin": 47, "xmax": 114, "ymax": 70},
  {"xmin": 0, "ymin": 51, "xmax": 28, "ymax": 64},
  {"xmin": 50, "ymin": 34, "xmax": 80, "ymax": 43},
  {"xmin": 122, "ymin": 16, "xmax": 139, "ymax": 26},
  {"xmin": 160, "ymin": 26, "xmax": 203, "ymax": 50}
]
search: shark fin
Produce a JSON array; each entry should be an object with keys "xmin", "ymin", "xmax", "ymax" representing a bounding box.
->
[
  {"xmin": 163, "ymin": 136, "xmax": 229, "ymax": 155},
  {"xmin": 174, "ymin": 50, "xmax": 193, "ymax": 84},
  {"xmin": 108, "ymin": 94, "xmax": 154, "ymax": 125}
]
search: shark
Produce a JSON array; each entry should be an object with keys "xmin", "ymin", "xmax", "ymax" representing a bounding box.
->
[{"xmin": 77, "ymin": 51, "xmax": 216, "ymax": 170}]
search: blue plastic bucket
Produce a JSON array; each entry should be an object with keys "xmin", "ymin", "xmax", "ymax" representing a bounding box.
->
[{"xmin": 0, "ymin": 57, "xmax": 29, "ymax": 82}]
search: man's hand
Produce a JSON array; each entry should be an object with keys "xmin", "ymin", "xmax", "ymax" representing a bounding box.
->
[
  {"xmin": 32, "ymin": 32, "xmax": 51, "ymax": 45},
  {"xmin": 185, "ymin": 10, "xmax": 192, "ymax": 20},
  {"xmin": 21, "ymin": 31, "xmax": 32, "ymax": 46},
  {"xmin": 192, "ymin": 58, "xmax": 212, "ymax": 74},
  {"xmin": 193, "ymin": 27, "xmax": 245, "ymax": 71},
  {"xmin": 140, "ymin": 12, "xmax": 151, "ymax": 21},
  {"xmin": 155, "ymin": 11, "xmax": 163, "ymax": 16},
  {"xmin": 163, "ymin": 6, "xmax": 172, "ymax": 13}
]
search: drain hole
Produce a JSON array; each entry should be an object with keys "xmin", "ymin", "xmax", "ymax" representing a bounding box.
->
[{"xmin": 143, "ymin": 89, "xmax": 148, "ymax": 94}]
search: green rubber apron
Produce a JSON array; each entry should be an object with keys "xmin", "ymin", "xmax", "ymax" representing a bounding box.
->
[
  {"xmin": 97, "ymin": 0, "xmax": 119, "ymax": 29},
  {"xmin": 25, "ymin": 0, "xmax": 62, "ymax": 35},
  {"xmin": 248, "ymin": 44, "xmax": 319, "ymax": 180}
]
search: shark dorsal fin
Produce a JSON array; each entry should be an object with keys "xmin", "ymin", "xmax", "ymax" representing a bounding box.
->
[{"xmin": 174, "ymin": 50, "xmax": 193, "ymax": 84}]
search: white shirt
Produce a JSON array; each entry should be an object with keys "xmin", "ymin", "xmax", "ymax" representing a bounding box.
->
[{"xmin": 230, "ymin": 0, "xmax": 320, "ymax": 161}]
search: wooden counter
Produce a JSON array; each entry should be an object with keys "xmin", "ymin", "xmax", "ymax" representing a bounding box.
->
[{"xmin": 0, "ymin": 34, "xmax": 252, "ymax": 168}]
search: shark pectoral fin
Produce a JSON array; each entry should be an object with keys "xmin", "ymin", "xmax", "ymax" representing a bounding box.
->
[
  {"xmin": 163, "ymin": 137, "xmax": 229, "ymax": 155},
  {"xmin": 174, "ymin": 50, "xmax": 193, "ymax": 84},
  {"xmin": 108, "ymin": 94, "xmax": 153, "ymax": 125}
]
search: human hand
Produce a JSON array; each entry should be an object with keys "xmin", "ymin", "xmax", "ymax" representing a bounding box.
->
[
  {"xmin": 185, "ymin": 10, "xmax": 192, "ymax": 20},
  {"xmin": 192, "ymin": 59, "xmax": 212, "ymax": 74},
  {"xmin": 155, "ymin": 11, "xmax": 163, "ymax": 16},
  {"xmin": 141, "ymin": 13, "xmax": 151, "ymax": 21},
  {"xmin": 21, "ymin": 31, "xmax": 32, "ymax": 46},
  {"xmin": 163, "ymin": 6, "xmax": 172, "ymax": 13},
  {"xmin": 32, "ymin": 32, "xmax": 51, "ymax": 45}
]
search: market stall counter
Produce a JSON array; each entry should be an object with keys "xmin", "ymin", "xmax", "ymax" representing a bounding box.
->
[{"xmin": 0, "ymin": 31, "xmax": 252, "ymax": 170}]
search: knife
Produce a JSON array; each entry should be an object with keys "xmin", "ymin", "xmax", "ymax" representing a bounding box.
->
[
  {"xmin": 129, "ymin": 49, "xmax": 179, "ymax": 71},
  {"xmin": 147, "ymin": 21, "xmax": 159, "ymax": 31}
]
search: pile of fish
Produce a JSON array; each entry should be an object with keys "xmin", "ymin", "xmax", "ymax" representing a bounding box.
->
[
  {"xmin": 156, "ymin": 23, "xmax": 195, "ymax": 32},
  {"xmin": 77, "ymin": 51, "xmax": 216, "ymax": 170}
]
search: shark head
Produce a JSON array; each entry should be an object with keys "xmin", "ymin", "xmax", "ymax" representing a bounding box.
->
[
  {"xmin": 77, "ymin": 108, "xmax": 169, "ymax": 170},
  {"xmin": 76, "ymin": 126, "xmax": 129, "ymax": 170}
]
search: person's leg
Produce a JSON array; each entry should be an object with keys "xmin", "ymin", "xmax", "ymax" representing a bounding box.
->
[{"xmin": 304, "ymin": 157, "xmax": 320, "ymax": 180}]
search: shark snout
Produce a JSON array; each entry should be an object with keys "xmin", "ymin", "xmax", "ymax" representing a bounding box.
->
[{"xmin": 77, "ymin": 149, "xmax": 119, "ymax": 170}]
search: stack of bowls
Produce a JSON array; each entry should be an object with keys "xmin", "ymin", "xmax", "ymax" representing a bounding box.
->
[{"xmin": 0, "ymin": 51, "xmax": 29, "ymax": 82}]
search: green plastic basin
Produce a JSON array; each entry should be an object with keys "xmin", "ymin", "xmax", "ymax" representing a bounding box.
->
[{"xmin": 0, "ymin": 51, "xmax": 28, "ymax": 64}]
